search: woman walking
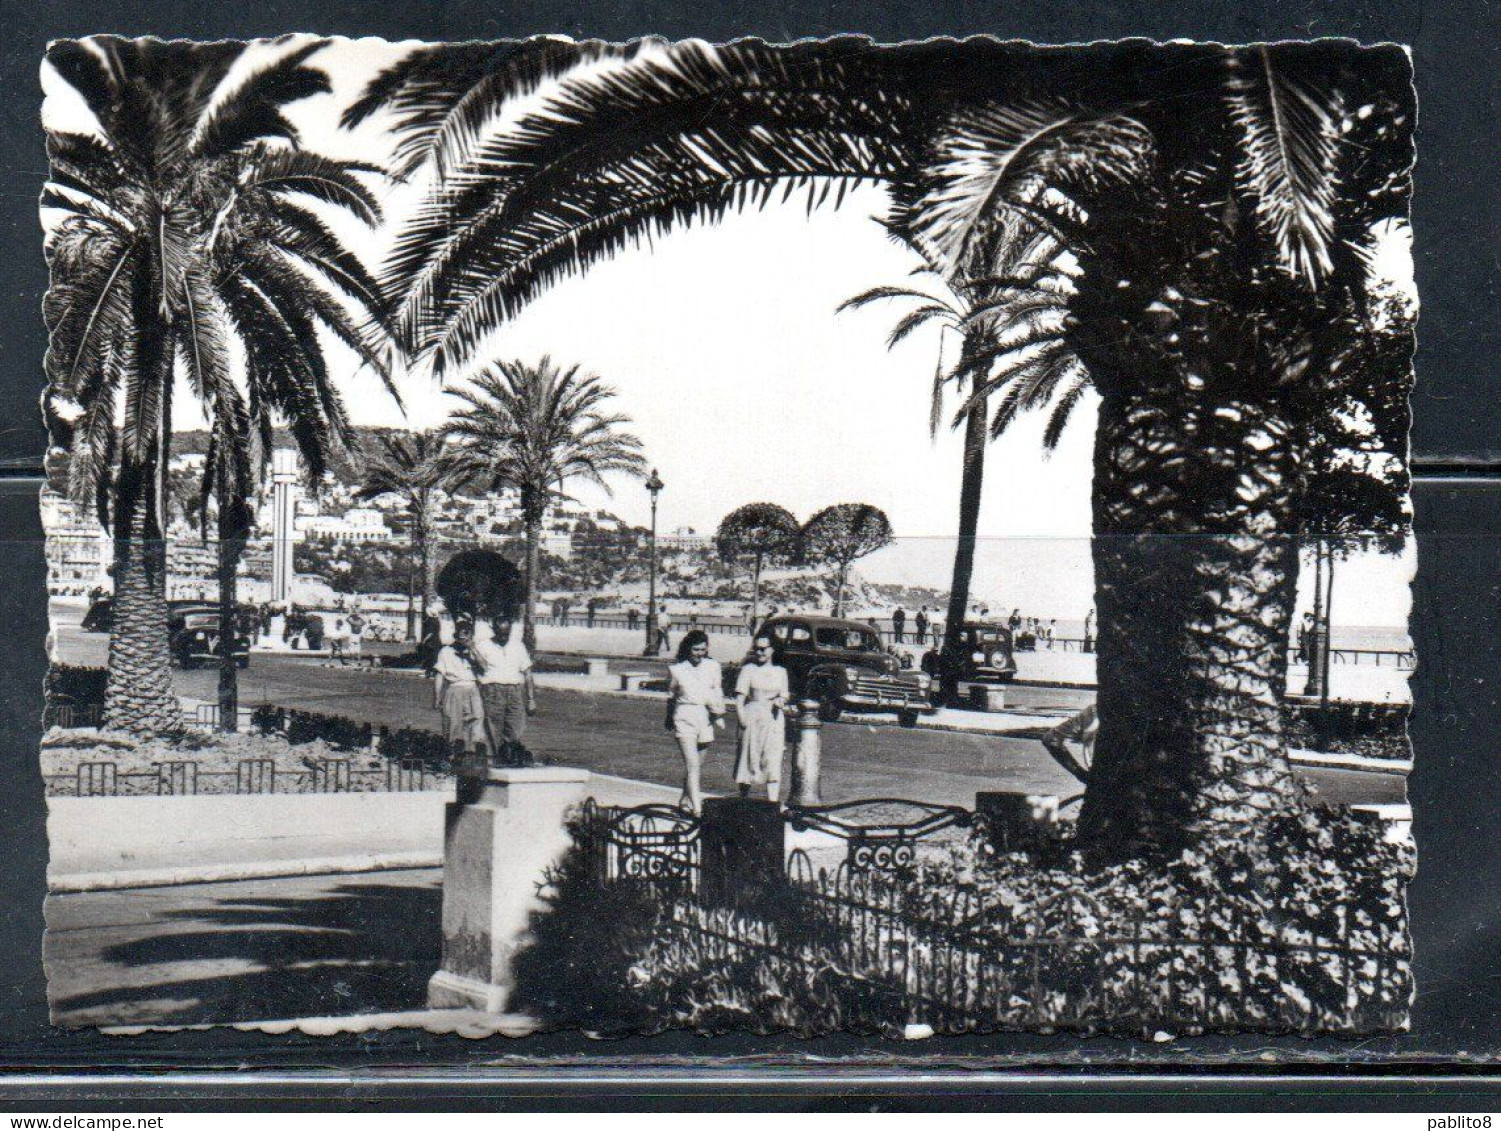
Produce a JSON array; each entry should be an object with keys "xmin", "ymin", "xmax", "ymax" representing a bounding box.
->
[
  {"xmin": 432, "ymin": 619, "xmax": 488, "ymax": 756},
  {"xmin": 734, "ymin": 635, "xmax": 789, "ymax": 802},
  {"xmin": 665, "ymin": 629, "xmax": 725, "ymax": 813}
]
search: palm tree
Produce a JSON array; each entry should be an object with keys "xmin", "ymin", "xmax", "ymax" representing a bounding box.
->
[
  {"xmin": 838, "ymin": 242, "xmax": 1083, "ymax": 701},
  {"xmin": 437, "ymin": 358, "xmax": 647, "ymax": 651},
  {"xmin": 364, "ymin": 40, "xmax": 1413, "ymax": 859},
  {"xmin": 42, "ymin": 37, "xmax": 393, "ymax": 735},
  {"xmin": 353, "ymin": 432, "xmax": 452, "ymax": 641}
]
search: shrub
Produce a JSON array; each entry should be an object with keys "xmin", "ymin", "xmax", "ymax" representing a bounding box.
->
[{"xmin": 615, "ymin": 801, "xmax": 1413, "ymax": 1036}]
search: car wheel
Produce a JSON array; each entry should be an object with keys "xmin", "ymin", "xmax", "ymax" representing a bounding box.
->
[{"xmin": 898, "ymin": 708, "xmax": 919, "ymax": 728}]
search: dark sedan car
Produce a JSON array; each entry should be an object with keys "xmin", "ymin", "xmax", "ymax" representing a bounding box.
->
[
  {"xmin": 758, "ymin": 615, "xmax": 933, "ymax": 723},
  {"xmin": 168, "ymin": 602, "xmax": 254, "ymax": 669},
  {"xmin": 940, "ymin": 621, "xmax": 1019, "ymax": 684}
]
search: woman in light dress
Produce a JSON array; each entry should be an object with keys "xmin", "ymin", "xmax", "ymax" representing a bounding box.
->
[
  {"xmin": 665, "ymin": 629, "xmax": 725, "ymax": 813},
  {"xmin": 432, "ymin": 619, "xmax": 489, "ymax": 755},
  {"xmin": 734, "ymin": 635, "xmax": 789, "ymax": 801}
]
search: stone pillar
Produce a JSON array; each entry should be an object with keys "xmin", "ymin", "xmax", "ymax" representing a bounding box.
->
[
  {"xmin": 788, "ymin": 700, "xmax": 823, "ymax": 807},
  {"xmin": 700, "ymin": 797, "xmax": 786, "ymax": 908},
  {"xmin": 270, "ymin": 449, "xmax": 298, "ymax": 605},
  {"xmin": 427, "ymin": 765, "xmax": 591, "ymax": 1013}
]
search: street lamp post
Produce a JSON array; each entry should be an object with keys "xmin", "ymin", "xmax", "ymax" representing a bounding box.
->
[{"xmin": 643, "ymin": 469, "xmax": 664, "ymax": 656}]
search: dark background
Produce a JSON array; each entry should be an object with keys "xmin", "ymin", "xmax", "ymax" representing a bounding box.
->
[{"xmin": 0, "ymin": 0, "xmax": 1494, "ymax": 1110}]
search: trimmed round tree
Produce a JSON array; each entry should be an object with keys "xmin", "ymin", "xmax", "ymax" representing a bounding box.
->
[
  {"xmin": 800, "ymin": 504, "xmax": 894, "ymax": 618},
  {"xmin": 715, "ymin": 503, "xmax": 801, "ymax": 629}
]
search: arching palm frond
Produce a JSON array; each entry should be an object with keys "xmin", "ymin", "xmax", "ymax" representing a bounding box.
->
[
  {"xmin": 899, "ymin": 99, "xmax": 1155, "ymax": 279},
  {"xmin": 381, "ymin": 39, "xmax": 920, "ymax": 373},
  {"xmin": 342, "ymin": 40, "xmax": 628, "ymax": 181},
  {"xmin": 1226, "ymin": 46, "xmax": 1343, "ymax": 286}
]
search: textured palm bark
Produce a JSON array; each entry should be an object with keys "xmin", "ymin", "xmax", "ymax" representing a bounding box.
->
[
  {"xmin": 103, "ymin": 480, "xmax": 179, "ymax": 735},
  {"xmin": 940, "ymin": 393, "xmax": 989, "ymax": 705},
  {"xmin": 1078, "ymin": 388, "xmax": 1301, "ymax": 860},
  {"xmin": 522, "ymin": 513, "xmax": 543, "ymax": 652}
]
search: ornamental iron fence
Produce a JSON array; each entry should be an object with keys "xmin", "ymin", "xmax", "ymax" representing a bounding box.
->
[
  {"xmin": 572, "ymin": 797, "xmax": 1406, "ymax": 1032},
  {"xmin": 43, "ymin": 756, "xmax": 445, "ymax": 797}
]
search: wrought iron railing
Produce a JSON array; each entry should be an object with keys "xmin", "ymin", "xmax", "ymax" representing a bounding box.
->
[{"xmin": 42, "ymin": 757, "xmax": 446, "ymax": 798}]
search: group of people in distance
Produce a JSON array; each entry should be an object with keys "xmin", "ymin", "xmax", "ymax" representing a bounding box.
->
[{"xmin": 430, "ymin": 613, "xmax": 538, "ymax": 765}]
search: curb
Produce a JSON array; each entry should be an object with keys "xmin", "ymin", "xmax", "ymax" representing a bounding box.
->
[{"xmin": 48, "ymin": 850, "xmax": 443, "ymax": 894}]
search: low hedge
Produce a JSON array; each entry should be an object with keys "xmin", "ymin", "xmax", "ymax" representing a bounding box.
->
[{"xmin": 250, "ymin": 704, "xmax": 455, "ymax": 768}]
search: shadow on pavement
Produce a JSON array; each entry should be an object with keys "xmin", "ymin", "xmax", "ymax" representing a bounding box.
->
[{"xmin": 48, "ymin": 876, "xmax": 441, "ymax": 1028}]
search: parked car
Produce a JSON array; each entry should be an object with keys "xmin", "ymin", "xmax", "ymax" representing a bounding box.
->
[
  {"xmin": 938, "ymin": 621, "xmax": 1019, "ymax": 684},
  {"xmin": 80, "ymin": 596, "xmax": 113, "ymax": 632},
  {"xmin": 168, "ymin": 602, "xmax": 254, "ymax": 669},
  {"xmin": 758, "ymin": 615, "xmax": 933, "ymax": 724}
]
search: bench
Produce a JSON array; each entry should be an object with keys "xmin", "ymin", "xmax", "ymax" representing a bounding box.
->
[{"xmin": 619, "ymin": 671, "xmax": 654, "ymax": 692}]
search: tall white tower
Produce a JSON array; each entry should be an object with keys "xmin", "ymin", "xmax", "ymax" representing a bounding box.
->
[{"xmin": 270, "ymin": 448, "xmax": 299, "ymax": 604}]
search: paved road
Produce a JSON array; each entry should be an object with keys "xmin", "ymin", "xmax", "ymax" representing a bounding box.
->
[
  {"xmin": 45, "ymin": 868, "xmax": 443, "ymax": 1028},
  {"xmin": 51, "ymin": 617, "xmax": 1402, "ymax": 808}
]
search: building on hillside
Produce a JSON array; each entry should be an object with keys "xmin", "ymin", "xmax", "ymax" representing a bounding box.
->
[
  {"xmin": 296, "ymin": 506, "xmax": 393, "ymax": 543},
  {"xmin": 660, "ymin": 525, "xmax": 713, "ymax": 551},
  {"xmin": 40, "ymin": 491, "xmax": 111, "ymax": 596}
]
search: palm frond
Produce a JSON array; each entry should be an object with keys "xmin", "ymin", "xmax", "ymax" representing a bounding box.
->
[
  {"xmin": 242, "ymin": 147, "xmax": 383, "ymax": 225},
  {"xmin": 1226, "ymin": 45, "xmax": 1343, "ymax": 285},
  {"xmin": 386, "ymin": 39, "xmax": 918, "ymax": 371},
  {"xmin": 191, "ymin": 38, "xmax": 329, "ymax": 158}
]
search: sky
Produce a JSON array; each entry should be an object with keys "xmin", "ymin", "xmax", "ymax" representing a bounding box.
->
[{"xmin": 39, "ymin": 36, "xmax": 1417, "ymax": 629}]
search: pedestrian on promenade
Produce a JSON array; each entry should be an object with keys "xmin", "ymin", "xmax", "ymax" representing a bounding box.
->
[
  {"xmin": 915, "ymin": 606, "xmax": 929, "ymax": 642},
  {"xmin": 1008, "ymin": 608, "xmax": 1022, "ymax": 632},
  {"xmin": 892, "ymin": 606, "xmax": 905, "ymax": 643},
  {"xmin": 1297, "ymin": 612, "xmax": 1314, "ymax": 663},
  {"xmin": 734, "ymin": 635, "xmax": 789, "ymax": 802},
  {"xmin": 666, "ymin": 629, "xmax": 725, "ymax": 813},
  {"xmin": 433, "ymin": 619, "xmax": 488, "ymax": 755},
  {"xmin": 655, "ymin": 608, "xmax": 673, "ymax": 656},
  {"xmin": 347, "ymin": 611, "xmax": 366, "ymax": 665},
  {"xmin": 1041, "ymin": 703, "xmax": 1097, "ymax": 785},
  {"xmin": 328, "ymin": 618, "xmax": 348, "ymax": 665},
  {"xmin": 586, "ymin": 597, "xmax": 599, "ymax": 627},
  {"xmin": 477, "ymin": 614, "xmax": 536, "ymax": 765},
  {"xmin": 627, "ymin": 606, "xmax": 640, "ymax": 630}
]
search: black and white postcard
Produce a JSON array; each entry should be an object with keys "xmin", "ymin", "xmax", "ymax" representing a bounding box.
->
[{"xmin": 38, "ymin": 35, "xmax": 1416, "ymax": 1036}]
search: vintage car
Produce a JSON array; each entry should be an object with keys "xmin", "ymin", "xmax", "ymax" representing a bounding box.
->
[
  {"xmin": 80, "ymin": 596, "xmax": 113, "ymax": 632},
  {"xmin": 940, "ymin": 621, "xmax": 1019, "ymax": 684},
  {"xmin": 758, "ymin": 615, "xmax": 933, "ymax": 723},
  {"xmin": 168, "ymin": 602, "xmax": 254, "ymax": 669}
]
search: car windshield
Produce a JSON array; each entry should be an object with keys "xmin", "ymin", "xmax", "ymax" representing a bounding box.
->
[
  {"xmin": 815, "ymin": 627, "xmax": 880, "ymax": 652},
  {"xmin": 976, "ymin": 630, "xmax": 1008, "ymax": 643}
]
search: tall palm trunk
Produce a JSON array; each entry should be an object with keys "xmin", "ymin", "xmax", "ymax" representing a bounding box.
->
[
  {"xmin": 939, "ymin": 392, "xmax": 989, "ymax": 704},
  {"xmin": 103, "ymin": 466, "xmax": 179, "ymax": 735},
  {"xmin": 1078, "ymin": 385, "xmax": 1301, "ymax": 860},
  {"xmin": 522, "ymin": 512, "xmax": 543, "ymax": 652},
  {"xmin": 215, "ymin": 503, "xmax": 248, "ymax": 733}
]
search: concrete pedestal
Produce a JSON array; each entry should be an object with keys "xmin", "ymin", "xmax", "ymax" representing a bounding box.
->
[
  {"xmin": 969, "ymin": 685, "xmax": 1007, "ymax": 712},
  {"xmin": 700, "ymin": 798, "xmax": 786, "ymax": 908},
  {"xmin": 427, "ymin": 766, "xmax": 591, "ymax": 1013},
  {"xmin": 976, "ymin": 791, "xmax": 1060, "ymax": 854}
]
